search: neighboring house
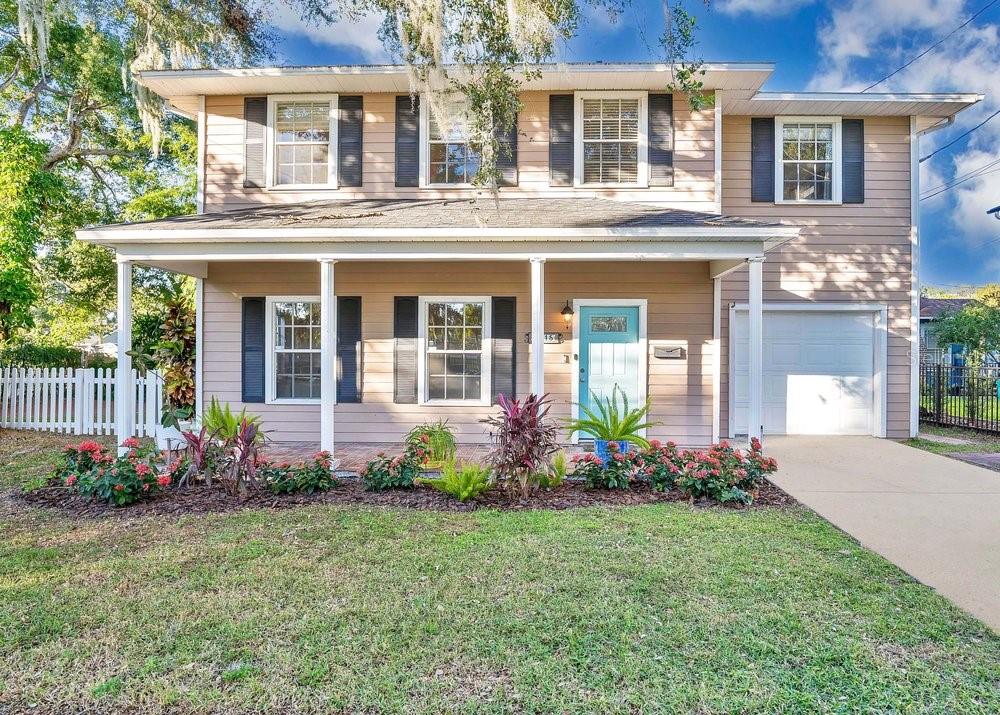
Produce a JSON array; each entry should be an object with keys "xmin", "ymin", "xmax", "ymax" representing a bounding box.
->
[
  {"xmin": 919, "ymin": 297, "xmax": 974, "ymax": 364},
  {"xmin": 77, "ymin": 62, "xmax": 982, "ymax": 449}
]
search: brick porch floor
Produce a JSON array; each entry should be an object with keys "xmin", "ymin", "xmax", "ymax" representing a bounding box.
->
[{"xmin": 264, "ymin": 442, "xmax": 591, "ymax": 473}]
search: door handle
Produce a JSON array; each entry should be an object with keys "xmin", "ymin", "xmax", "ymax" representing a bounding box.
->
[{"xmin": 580, "ymin": 367, "xmax": 586, "ymax": 374}]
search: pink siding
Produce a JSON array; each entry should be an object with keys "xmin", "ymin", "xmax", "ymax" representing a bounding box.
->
[
  {"xmin": 719, "ymin": 115, "xmax": 914, "ymax": 438},
  {"xmin": 203, "ymin": 260, "xmax": 715, "ymax": 445}
]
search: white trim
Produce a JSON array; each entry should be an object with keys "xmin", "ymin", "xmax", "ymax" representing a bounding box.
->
[
  {"xmin": 753, "ymin": 91, "xmax": 984, "ymax": 104},
  {"xmin": 714, "ymin": 90, "xmax": 723, "ymax": 214},
  {"xmin": 569, "ymin": 298, "xmax": 649, "ymax": 443},
  {"xmin": 195, "ymin": 277, "xmax": 204, "ymax": 423},
  {"xmin": 265, "ymin": 295, "xmax": 323, "ymax": 405},
  {"xmin": 910, "ymin": 116, "xmax": 921, "ymax": 438},
  {"xmin": 712, "ymin": 277, "xmax": 721, "ymax": 443},
  {"xmin": 728, "ymin": 301, "xmax": 890, "ymax": 438},
  {"xmin": 264, "ymin": 94, "xmax": 338, "ymax": 190},
  {"xmin": 418, "ymin": 95, "xmax": 480, "ymax": 189},
  {"xmin": 416, "ymin": 296, "xmax": 493, "ymax": 406},
  {"xmin": 774, "ymin": 116, "xmax": 842, "ymax": 205},
  {"xmin": 319, "ymin": 261, "xmax": 337, "ymax": 453},
  {"xmin": 196, "ymin": 95, "xmax": 206, "ymax": 214},
  {"xmin": 529, "ymin": 258, "xmax": 545, "ymax": 396},
  {"xmin": 115, "ymin": 261, "xmax": 134, "ymax": 453},
  {"xmin": 747, "ymin": 258, "xmax": 763, "ymax": 441},
  {"xmin": 573, "ymin": 91, "xmax": 649, "ymax": 188}
]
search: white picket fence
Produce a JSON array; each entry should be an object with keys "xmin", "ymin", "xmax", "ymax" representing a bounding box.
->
[{"xmin": 0, "ymin": 368, "xmax": 163, "ymax": 437}]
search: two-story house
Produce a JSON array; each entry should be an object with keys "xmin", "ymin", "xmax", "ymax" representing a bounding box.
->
[{"xmin": 77, "ymin": 62, "xmax": 981, "ymax": 453}]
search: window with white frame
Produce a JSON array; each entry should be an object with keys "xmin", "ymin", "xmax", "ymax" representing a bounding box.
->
[
  {"xmin": 270, "ymin": 299, "xmax": 321, "ymax": 401},
  {"xmin": 426, "ymin": 99, "xmax": 482, "ymax": 185},
  {"xmin": 269, "ymin": 97, "xmax": 336, "ymax": 187},
  {"xmin": 578, "ymin": 95, "xmax": 643, "ymax": 185},
  {"xmin": 422, "ymin": 298, "xmax": 491, "ymax": 402},
  {"xmin": 777, "ymin": 118, "xmax": 841, "ymax": 203}
]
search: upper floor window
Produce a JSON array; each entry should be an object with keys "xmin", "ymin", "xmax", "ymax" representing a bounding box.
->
[
  {"xmin": 267, "ymin": 95, "xmax": 337, "ymax": 189},
  {"xmin": 775, "ymin": 117, "xmax": 842, "ymax": 203},
  {"xmin": 573, "ymin": 92, "xmax": 648, "ymax": 187},
  {"xmin": 425, "ymin": 99, "xmax": 482, "ymax": 185}
]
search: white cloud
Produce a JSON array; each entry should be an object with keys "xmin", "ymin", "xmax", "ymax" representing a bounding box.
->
[
  {"xmin": 806, "ymin": 0, "xmax": 1000, "ymax": 264},
  {"xmin": 716, "ymin": 0, "xmax": 814, "ymax": 16},
  {"xmin": 268, "ymin": 6, "xmax": 390, "ymax": 62}
]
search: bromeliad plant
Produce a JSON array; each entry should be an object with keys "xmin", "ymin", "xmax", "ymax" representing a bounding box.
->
[
  {"xmin": 482, "ymin": 393, "xmax": 559, "ymax": 499},
  {"xmin": 416, "ymin": 460, "xmax": 492, "ymax": 502},
  {"xmin": 405, "ymin": 420, "xmax": 457, "ymax": 468},
  {"xmin": 565, "ymin": 386, "xmax": 657, "ymax": 452}
]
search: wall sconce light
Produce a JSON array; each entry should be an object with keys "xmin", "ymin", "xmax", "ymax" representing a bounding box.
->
[{"xmin": 561, "ymin": 301, "xmax": 574, "ymax": 324}]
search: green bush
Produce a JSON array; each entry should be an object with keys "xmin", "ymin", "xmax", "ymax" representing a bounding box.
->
[
  {"xmin": 361, "ymin": 444, "xmax": 423, "ymax": 491},
  {"xmin": 56, "ymin": 437, "xmax": 171, "ymax": 507},
  {"xmin": 0, "ymin": 341, "xmax": 115, "ymax": 368},
  {"xmin": 570, "ymin": 442, "xmax": 633, "ymax": 490},
  {"xmin": 564, "ymin": 386, "xmax": 656, "ymax": 448},
  {"xmin": 202, "ymin": 397, "xmax": 262, "ymax": 440},
  {"xmin": 539, "ymin": 450, "xmax": 568, "ymax": 489},
  {"xmin": 263, "ymin": 451, "xmax": 339, "ymax": 495},
  {"xmin": 416, "ymin": 460, "xmax": 492, "ymax": 502}
]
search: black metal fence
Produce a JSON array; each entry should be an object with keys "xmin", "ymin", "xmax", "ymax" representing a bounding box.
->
[{"xmin": 919, "ymin": 363, "xmax": 1000, "ymax": 433}]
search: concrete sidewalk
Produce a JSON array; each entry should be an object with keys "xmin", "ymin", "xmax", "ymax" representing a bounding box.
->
[{"xmin": 767, "ymin": 436, "xmax": 1000, "ymax": 632}]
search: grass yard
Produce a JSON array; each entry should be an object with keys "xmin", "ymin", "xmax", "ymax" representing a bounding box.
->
[
  {"xmin": 2, "ymin": 437, "xmax": 999, "ymax": 714},
  {"xmin": 907, "ymin": 424, "xmax": 1000, "ymax": 456}
]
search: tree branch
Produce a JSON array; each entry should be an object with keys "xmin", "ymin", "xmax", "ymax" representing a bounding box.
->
[{"xmin": 0, "ymin": 58, "xmax": 21, "ymax": 94}]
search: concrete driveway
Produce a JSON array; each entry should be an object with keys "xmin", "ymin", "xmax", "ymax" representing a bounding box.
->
[{"xmin": 767, "ymin": 436, "xmax": 1000, "ymax": 632}]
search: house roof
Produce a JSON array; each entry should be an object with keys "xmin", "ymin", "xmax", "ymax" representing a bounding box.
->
[
  {"xmin": 920, "ymin": 296, "xmax": 974, "ymax": 319},
  {"xmin": 79, "ymin": 198, "xmax": 795, "ymax": 241}
]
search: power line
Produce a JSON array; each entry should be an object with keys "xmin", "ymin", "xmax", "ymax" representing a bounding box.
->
[
  {"xmin": 921, "ymin": 166, "xmax": 1000, "ymax": 200},
  {"xmin": 919, "ymin": 108, "xmax": 1000, "ymax": 163},
  {"xmin": 862, "ymin": 0, "xmax": 1000, "ymax": 92},
  {"xmin": 921, "ymin": 156, "xmax": 1000, "ymax": 199}
]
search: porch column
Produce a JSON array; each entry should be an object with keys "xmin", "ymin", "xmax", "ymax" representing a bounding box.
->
[
  {"xmin": 115, "ymin": 259, "xmax": 134, "ymax": 453},
  {"xmin": 319, "ymin": 259, "xmax": 337, "ymax": 456},
  {"xmin": 747, "ymin": 257, "xmax": 764, "ymax": 442},
  {"xmin": 530, "ymin": 257, "xmax": 546, "ymax": 395}
]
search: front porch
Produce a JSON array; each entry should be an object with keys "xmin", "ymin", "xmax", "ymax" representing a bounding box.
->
[{"xmin": 78, "ymin": 199, "xmax": 800, "ymax": 451}]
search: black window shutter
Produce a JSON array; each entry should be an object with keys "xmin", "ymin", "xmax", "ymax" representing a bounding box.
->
[
  {"xmin": 241, "ymin": 297, "xmax": 266, "ymax": 403},
  {"xmin": 491, "ymin": 297, "xmax": 516, "ymax": 403},
  {"xmin": 337, "ymin": 297, "xmax": 362, "ymax": 403},
  {"xmin": 393, "ymin": 297, "xmax": 419, "ymax": 403},
  {"xmin": 750, "ymin": 117, "xmax": 775, "ymax": 202},
  {"xmin": 243, "ymin": 97, "xmax": 267, "ymax": 189},
  {"xmin": 842, "ymin": 118, "xmax": 865, "ymax": 204},
  {"xmin": 395, "ymin": 95, "xmax": 420, "ymax": 187},
  {"xmin": 648, "ymin": 94, "xmax": 674, "ymax": 187},
  {"xmin": 496, "ymin": 117, "xmax": 518, "ymax": 187},
  {"xmin": 338, "ymin": 96, "xmax": 363, "ymax": 188},
  {"xmin": 549, "ymin": 94, "xmax": 574, "ymax": 186}
]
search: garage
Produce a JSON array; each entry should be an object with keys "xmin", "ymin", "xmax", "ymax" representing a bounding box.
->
[{"xmin": 731, "ymin": 307, "xmax": 885, "ymax": 436}]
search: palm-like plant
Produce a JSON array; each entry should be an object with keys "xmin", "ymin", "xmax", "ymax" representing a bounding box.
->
[{"xmin": 565, "ymin": 386, "xmax": 657, "ymax": 449}]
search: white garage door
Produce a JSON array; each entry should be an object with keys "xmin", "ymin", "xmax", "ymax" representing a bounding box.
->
[{"xmin": 734, "ymin": 311, "xmax": 875, "ymax": 435}]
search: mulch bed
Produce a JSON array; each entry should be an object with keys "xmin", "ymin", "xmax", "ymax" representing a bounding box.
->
[{"xmin": 11, "ymin": 478, "xmax": 798, "ymax": 519}]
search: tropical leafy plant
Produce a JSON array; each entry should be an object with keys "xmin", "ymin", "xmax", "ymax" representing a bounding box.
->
[
  {"xmin": 416, "ymin": 460, "xmax": 492, "ymax": 502},
  {"xmin": 177, "ymin": 426, "xmax": 222, "ymax": 488},
  {"xmin": 202, "ymin": 397, "xmax": 262, "ymax": 441},
  {"xmin": 565, "ymin": 386, "xmax": 657, "ymax": 449},
  {"xmin": 538, "ymin": 450, "xmax": 568, "ymax": 489},
  {"xmin": 405, "ymin": 420, "xmax": 457, "ymax": 468},
  {"xmin": 221, "ymin": 418, "xmax": 263, "ymax": 497},
  {"xmin": 482, "ymin": 393, "xmax": 559, "ymax": 499}
]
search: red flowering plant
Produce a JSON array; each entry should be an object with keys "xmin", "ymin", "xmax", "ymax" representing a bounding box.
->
[
  {"xmin": 56, "ymin": 437, "xmax": 170, "ymax": 507},
  {"xmin": 570, "ymin": 441, "xmax": 637, "ymax": 490},
  {"xmin": 360, "ymin": 442, "xmax": 424, "ymax": 491},
  {"xmin": 635, "ymin": 440, "xmax": 684, "ymax": 492},
  {"xmin": 673, "ymin": 439, "xmax": 778, "ymax": 505},
  {"xmin": 262, "ymin": 451, "xmax": 340, "ymax": 495}
]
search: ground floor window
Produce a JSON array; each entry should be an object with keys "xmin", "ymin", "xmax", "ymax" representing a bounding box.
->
[
  {"xmin": 269, "ymin": 298, "xmax": 321, "ymax": 401},
  {"xmin": 421, "ymin": 297, "xmax": 491, "ymax": 403}
]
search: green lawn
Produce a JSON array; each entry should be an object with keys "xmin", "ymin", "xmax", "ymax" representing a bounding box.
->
[
  {"xmin": 2, "ymin": 436, "xmax": 999, "ymax": 714},
  {"xmin": 920, "ymin": 395, "xmax": 1000, "ymax": 420},
  {"xmin": 908, "ymin": 424, "xmax": 1000, "ymax": 456}
]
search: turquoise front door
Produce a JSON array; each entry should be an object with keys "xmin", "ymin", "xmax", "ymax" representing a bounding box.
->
[{"xmin": 578, "ymin": 305, "xmax": 641, "ymax": 416}]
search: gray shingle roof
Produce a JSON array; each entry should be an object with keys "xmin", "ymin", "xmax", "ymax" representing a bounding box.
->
[
  {"xmin": 93, "ymin": 198, "xmax": 785, "ymax": 232},
  {"xmin": 920, "ymin": 297, "xmax": 975, "ymax": 319}
]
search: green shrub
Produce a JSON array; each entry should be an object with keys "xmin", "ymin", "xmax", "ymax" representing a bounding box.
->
[
  {"xmin": 673, "ymin": 438, "xmax": 779, "ymax": 505},
  {"xmin": 0, "ymin": 341, "xmax": 115, "ymax": 368},
  {"xmin": 361, "ymin": 443, "xmax": 423, "ymax": 491},
  {"xmin": 416, "ymin": 460, "xmax": 492, "ymax": 502},
  {"xmin": 263, "ymin": 451, "xmax": 339, "ymax": 494},
  {"xmin": 635, "ymin": 440, "xmax": 683, "ymax": 492},
  {"xmin": 57, "ymin": 437, "xmax": 171, "ymax": 507},
  {"xmin": 405, "ymin": 420, "xmax": 457, "ymax": 468},
  {"xmin": 538, "ymin": 450, "xmax": 568, "ymax": 489},
  {"xmin": 202, "ymin": 397, "xmax": 262, "ymax": 440}
]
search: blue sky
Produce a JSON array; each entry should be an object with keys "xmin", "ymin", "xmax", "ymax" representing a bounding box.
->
[{"xmin": 267, "ymin": 0, "xmax": 1000, "ymax": 289}]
